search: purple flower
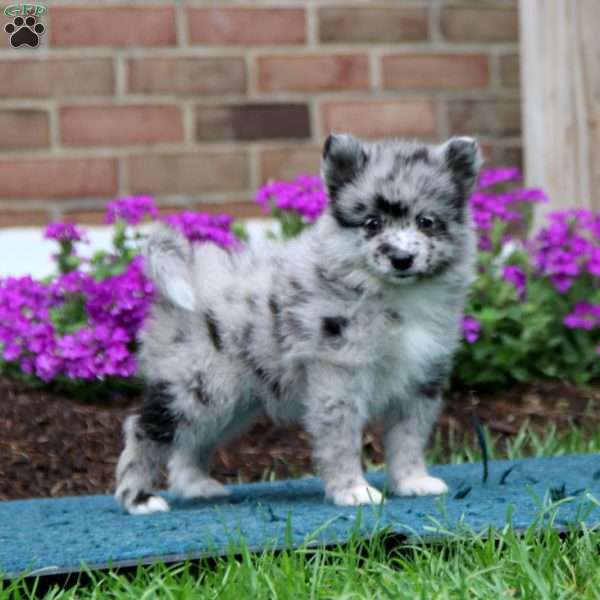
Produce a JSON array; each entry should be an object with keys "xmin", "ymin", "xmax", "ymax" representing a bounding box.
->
[
  {"xmin": 502, "ymin": 265, "xmax": 527, "ymax": 299},
  {"xmin": 0, "ymin": 259, "xmax": 154, "ymax": 382},
  {"xmin": 530, "ymin": 209, "xmax": 598, "ymax": 293},
  {"xmin": 462, "ymin": 316, "xmax": 481, "ymax": 344},
  {"xmin": 256, "ymin": 175, "xmax": 328, "ymax": 222},
  {"xmin": 587, "ymin": 248, "xmax": 600, "ymax": 277},
  {"xmin": 563, "ymin": 302, "xmax": 600, "ymax": 331},
  {"xmin": 163, "ymin": 212, "xmax": 240, "ymax": 249},
  {"xmin": 85, "ymin": 256, "xmax": 154, "ymax": 338},
  {"xmin": 468, "ymin": 169, "xmax": 548, "ymax": 251},
  {"xmin": 44, "ymin": 222, "xmax": 88, "ymax": 243},
  {"xmin": 105, "ymin": 195, "xmax": 158, "ymax": 226},
  {"xmin": 477, "ymin": 167, "xmax": 522, "ymax": 189},
  {"xmin": 51, "ymin": 271, "xmax": 94, "ymax": 297},
  {"xmin": 550, "ymin": 275, "xmax": 574, "ymax": 294}
]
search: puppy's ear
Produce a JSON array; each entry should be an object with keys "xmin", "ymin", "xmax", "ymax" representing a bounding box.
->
[
  {"xmin": 144, "ymin": 224, "xmax": 195, "ymax": 311},
  {"xmin": 438, "ymin": 137, "xmax": 483, "ymax": 197},
  {"xmin": 321, "ymin": 133, "xmax": 368, "ymax": 199}
]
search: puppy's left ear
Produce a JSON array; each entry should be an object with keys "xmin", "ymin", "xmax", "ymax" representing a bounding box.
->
[
  {"xmin": 321, "ymin": 133, "xmax": 368, "ymax": 199},
  {"xmin": 439, "ymin": 137, "xmax": 483, "ymax": 196}
]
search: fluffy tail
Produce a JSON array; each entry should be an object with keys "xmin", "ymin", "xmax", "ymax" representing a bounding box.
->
[
  {"xmin": 144, "ymin": 224, "xmax": 196, "ymax": 311},
  {"xmin": 115, "ymin": 415, "xmax": 170, "ymax": 515}
]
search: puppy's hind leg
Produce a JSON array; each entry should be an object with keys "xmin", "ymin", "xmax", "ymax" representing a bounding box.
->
[
  {"xmin": 168, "ymin": 401, "xmax": 262, "ymax": 500},
  {"xmin": 115, "ymin": 415, "xmax": 170, "ymax": 515}
]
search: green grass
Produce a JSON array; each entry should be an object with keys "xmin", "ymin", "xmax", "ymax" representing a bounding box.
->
[
  {"xmin": 5, "ymin": 521, "xmax": 600, "ymax": 599},
  {"xmin": 4, "ymin": 422, "xmax": 600, "ymax": 599},
  {"xmin": 427, "ymin": 420, "xmax": 600, "ymax": 465}
]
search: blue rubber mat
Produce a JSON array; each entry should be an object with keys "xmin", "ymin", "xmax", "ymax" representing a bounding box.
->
[{"xmin": 2, "ymin": 454, "xmax": 600, "ymax": 578}]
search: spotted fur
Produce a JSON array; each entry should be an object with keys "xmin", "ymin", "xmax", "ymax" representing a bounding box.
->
[{"xmin": 114, "ymin": 134, "xmax": 481, "ymax": 513}]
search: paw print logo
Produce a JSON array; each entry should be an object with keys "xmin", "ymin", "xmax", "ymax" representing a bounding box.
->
[{"xmin": 5, "ymin": 14, "xmax": 45, "ymax": 48}]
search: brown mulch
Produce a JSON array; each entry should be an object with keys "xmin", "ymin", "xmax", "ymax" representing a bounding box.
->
[{"xmin": 0, "ymin": 376, "xmax": 598, "ymax": 501}]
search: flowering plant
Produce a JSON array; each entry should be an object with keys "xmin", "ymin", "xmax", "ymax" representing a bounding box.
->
[
  {"xmin": 256, "ymin": 174, "xmax": 328, "ymax": 239},
  {"xmin": 0, "ymin": 197, "xmax": 240, "ymax": 395},
  {"xmin": 454, "ymin": 170, "xmax": 599, "ymax": 386}
]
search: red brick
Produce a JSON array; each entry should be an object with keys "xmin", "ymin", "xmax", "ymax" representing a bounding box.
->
[
  {"xmin": 0, "ymin": 210, "xmax": 50, "ymax": 228},
  {"xmin": 0, "ymin": 59, "xmax": 113, "ymax": 97},
  {"xmin": 319, "ymin": 6, "xmax": 428, "ymax": 43},
  {"xmin": 500, "ymin": 54, "xmax": 520, "ymax": 88},
  {"xmin": 156, "ymin": 205, "xmax": 191, "ymax": 217},
  {"xmin": 50, "ymin": 6, "xmax": 176, "ymax": 47},
  {"xmin": 260, "ymin": 145, "xmax": 321, "ymax": 183},
  {"xmin": 128, "ymin": 58, "xmax": 246, "ymax": 95},
  {"xmin": 59, "ymin": 209, "xmax": 108, "ymax": 226},
  {"xmin": 0, "ymin": 110, "xmax": 49, "ymax": 149},
  {"xmin": 322, "ymin": 99, "xmax": 437, "ymax": 139},
  {"xmin": 188, "ymin": 7, "xmax": 305, "ymax": 45},
  {"xmin": 382, "ymin": 54, "xmax": 489, "ymax": 90},
  {"xmin": 440, "ymin": 6, "xmax": 518, "ymax": 42},
  {"xmin": 60, "ymin": 105, "xmax": 183, "ymax": 147},
  {"xmin": 258, "ymin": 54, "xmax": 369, "ymax": 92},
  {"xmin": 447, "ymin": 100, "xmax": 521, "ymax": 136},
  {"xmin": 192, "ymin": 201, "xmax": 266, "ymax": 219},
  {"xmin": 196, "ymin": 104, "xmax": 310, "ymax": 141},
  {"xmin": 129, "ymin": 152, "xmax": 248, "ymax": 195},
  {"xmin": 0, "ymin": 158, "xmax": 117, "ymax": 199}
]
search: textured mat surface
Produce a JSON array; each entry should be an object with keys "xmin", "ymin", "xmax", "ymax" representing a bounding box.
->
[{"xmin": 2, "ymin": 454, "xmax": 600, "ymax": 578}]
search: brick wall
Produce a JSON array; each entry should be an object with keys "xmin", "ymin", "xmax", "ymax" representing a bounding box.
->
[{"xmin": 0, "ymin": 1, "xmax": 520, "ymax": 227}]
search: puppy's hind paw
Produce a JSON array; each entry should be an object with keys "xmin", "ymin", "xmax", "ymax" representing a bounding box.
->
[
  {"xmin": 330, "ymin": 484, "xmax": 384, "ymax": 507},
  {"xmin": 176, "ymin": 477, "xmax": 230, "ymax": 500},
  {"xmin": 393, "ymin": 475, "xmax": 448, "ymax": 497},
  {"xmin": 128, "ymin": 494, "xmax": 170, "ymax": 515}
]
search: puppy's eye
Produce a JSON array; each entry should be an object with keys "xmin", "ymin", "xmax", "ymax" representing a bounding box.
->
[
  {"xmin": 364, "ymin": 216, "xmax": 382, "ymax": 235},
  {"xmin": 417, "ymin": 215, "xmax": 436, "ymax": 231}
]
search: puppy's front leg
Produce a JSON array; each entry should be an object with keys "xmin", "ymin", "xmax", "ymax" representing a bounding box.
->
[
  {"xmin": 384, "ymin": 395, "xmax": 448, "ymax": 497},
  {"xmin": 304, "ymin": 366, "xmax": 383, "ymax": 506}
]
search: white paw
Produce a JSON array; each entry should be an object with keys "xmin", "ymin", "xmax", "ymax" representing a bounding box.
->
[
  {"xmin": 128, "ymin": 495, "xmax": 170, "ymax": 515},
  {"xmin": 176, "ymin": 478, "xmax": 230, "ymax": 500},
  {"xmin": 330, "ymin": 484, "xmax": 384, "ymax": 506},
  {"xmin": 393, "ymin": 475, "xmax": 448, "ymax": 497}
]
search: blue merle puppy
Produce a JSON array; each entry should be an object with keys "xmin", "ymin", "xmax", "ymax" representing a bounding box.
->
[{"xmin": 115, "ymin": 133, "xmax": 482, "ymax": 514}]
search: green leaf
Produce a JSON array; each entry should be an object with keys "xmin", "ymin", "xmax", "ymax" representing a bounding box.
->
[{"xmin": 231, "ymin": 220, "xmax": 249, "ymax": 243}]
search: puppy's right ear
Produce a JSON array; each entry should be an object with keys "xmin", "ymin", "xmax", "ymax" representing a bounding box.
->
[
  {"xmin": 321, "ymin": 133, "xmax": 367, "ymax": 199},
  {"xmin": 144, "ymin": 224, "xmax": 195, "ymax": 311}
]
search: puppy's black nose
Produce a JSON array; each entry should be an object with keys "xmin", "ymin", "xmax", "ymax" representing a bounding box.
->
[
  {"xmin": 390, "ymin": 252, "xmax": 415, "ymax": 271},
  {"xmin": 379, "ymin": 243, "xmax": 415, "ymax": 271},
  {"xmin": 379, "ymin": 244, "xmax": 414, "ymax": 271},
  {"xmin": 390, "ymin": 251, "xmax": 414, "ymax": 271}
]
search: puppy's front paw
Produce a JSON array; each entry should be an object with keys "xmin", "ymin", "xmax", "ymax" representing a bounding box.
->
[
  {"xmin": 330, "ymin": 484, "xmax": 384, "ymax": 506},
  {"xmin": 393, "ymin": 475, "xmax": 448, "ymax": 497}
]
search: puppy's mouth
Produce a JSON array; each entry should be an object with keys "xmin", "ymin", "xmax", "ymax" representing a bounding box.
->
[
  {"xmin": 388, "ymin": 273, "xmax": 417, "ymax": 284},
  {"xmin": 366, "ymin": 262, "xmax": 420, "ymax": 284},
  {"xmin": 372, "ymin": 269, "xmax": 420, "ymax": 284}
]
